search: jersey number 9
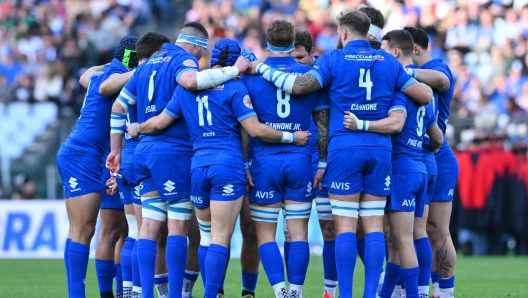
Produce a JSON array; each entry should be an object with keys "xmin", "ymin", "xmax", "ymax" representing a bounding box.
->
[{"xmin": 416, "ymin": 106, "xmax": 426, "ymax": 136}]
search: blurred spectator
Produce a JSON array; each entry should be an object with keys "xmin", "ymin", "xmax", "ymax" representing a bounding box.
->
[
  {"xmin": 33, "ymin": 62, "xmax": 63, "ymax": 106},
  {"xmin": 11, "ymin": 176, "xmax": 38, "ymax": 199},
  {"xmin": 315, "ymin": 23, "xmax": 338, "ymax": 53},
  {"xmin": 0, "ymin": 74, "xmax": 9, "ymax": 104}
]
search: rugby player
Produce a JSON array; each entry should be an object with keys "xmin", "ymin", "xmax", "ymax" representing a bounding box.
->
[
  {"xmin": 240, "ymin": 20, "xmax": 329, "ymax": 298},
  {"xmin": 101, "ymin": 32, "xmax": 171, "ymax": 298},
  {"xmin": 105, "ymin": 22, "xmax": 251, "ymax": 298},
  {"xmin": 127, "ymin": 38, "xmax": 311, "ymax": 298},
  {"xmin": 404, "ymin": 27, "xmax": 457, "ymax": 298},
  {"xmin": 291, "ymin": 28, "xmax": 337, "ymax": 298},
  {"xmin": 58, "ymin": 36, "xmax": 138, "ymax": 298}
]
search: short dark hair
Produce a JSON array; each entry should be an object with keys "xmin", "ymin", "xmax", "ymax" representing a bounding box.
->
[
  {"xmin": 404, "ymin": 26, "xmax": 428, "ymax": 49},
  {"xmin": 382, "ymin": 30, "xmax": 415, "ymax": 57},
  {"xmin": 136, "ymin": 32, "xmax": 170, "ymax": 60},
  {"xmin": 267, "ymin": 20, "xmax": 295, "ymax": 48},
  {"xmin": 294, "ymin": 28, "xmax": 313, "ymax": 52},
  {"xmin": 180, "ymin": 21, "xmax": 209, "ymax": 39},
  {"xmin": 358, "ymin": 6, "xmax": 385, "ymax": 29},
  {"xmin": 336, "ymin": 10, "xmax": 371, "ymax": 36},
  {"xmin": 369, "ymin": 40, "xmax": 381, "ymax": 50}
]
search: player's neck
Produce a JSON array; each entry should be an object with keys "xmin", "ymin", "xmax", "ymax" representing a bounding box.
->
[
  {"xmin": 268, "ymin": 52, "xmax": 291, "ymax": 58},
  {"xmin": 416, "ymin": 53, "xmax": 432, "ymax": 67},
  {"xmin": 400, "ymin": 57, "xmax": 414, "ymax": 67}
]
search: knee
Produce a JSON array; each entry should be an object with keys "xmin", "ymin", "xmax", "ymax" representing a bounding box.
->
[
  {"xmin": 320, "ymin": 221, "xmax": 336, "ymax": 241},
  {"xmin": 80, "ymin": 225, "xmax": 97, "ymax": 242},
  {"xmin": 241, "ymin": 222, "xmax": 258, "ymax": 244}
]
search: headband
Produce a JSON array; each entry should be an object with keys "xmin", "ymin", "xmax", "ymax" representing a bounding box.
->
[
  {"xmin": 176, "ymin": 34, "xmax": 208, "ymax": 49},
  {"xmin": 267, "ymin": 42, "xmax": 294, "ymax": 53},
  {"xmin": 368, "ymin": 25, "xmax": 382, "ymax": 38}
]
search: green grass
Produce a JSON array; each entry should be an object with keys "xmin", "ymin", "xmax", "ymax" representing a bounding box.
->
[{"xmin": 0, "ymin": 256, "xmax": 527, "ymax": 297}]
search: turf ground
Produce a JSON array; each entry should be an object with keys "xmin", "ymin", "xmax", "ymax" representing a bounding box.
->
[{"xmin": 0, "ymin": 256, "xmax": 527, "ymax": 297}]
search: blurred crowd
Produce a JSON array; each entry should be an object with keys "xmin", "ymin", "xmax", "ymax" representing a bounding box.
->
[{"xmin": 2, "ymin": 0, "xmax": 528, "ymax": 141}]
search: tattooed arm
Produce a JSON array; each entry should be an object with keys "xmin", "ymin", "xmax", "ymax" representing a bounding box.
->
[
  {"xmin": 292, "ymin": 73, "xmax": 323, "ymax": 95},
  {"xmin": 255, "ymin": 63, "xmax": 322, "ymax": 95},
  {"xmin": 312, "ymin": 108, "xmax": 329, "ymax": 160}
]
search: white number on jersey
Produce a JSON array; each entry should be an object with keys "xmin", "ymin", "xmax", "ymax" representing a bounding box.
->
[
  {"xmin": 359, "ymin": 68, "xmax": 373, "ymax": 100},
  {"xmin": 276, "ymin": 89, "xmax": 291, "ymax": 118},
  {"xmin": 78, "ymin": 79, "xmax": 91, "ymax": 119},
  {"xmin": 196, "ymin": 95, "xmax": 213, "ymax": 126},
  {"xmin": 416, "ymin": 106, "xmax": 426, "ymax": 136},
  {"xmin": 148, "ymin": 70, "xmax": 157, "ymax": 101}
]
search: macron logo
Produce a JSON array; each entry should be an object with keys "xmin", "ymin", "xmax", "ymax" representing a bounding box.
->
[
  {"xmin": 69, "ymin": 177, "xmax": 78, "ymax": 189},
  {"xmin": 164, "ymin": 180, "xmax": 176, "ymax": 192},
  {"xmin": 223, "ymin": 184, "xmax": 234, "ymax": 195}
]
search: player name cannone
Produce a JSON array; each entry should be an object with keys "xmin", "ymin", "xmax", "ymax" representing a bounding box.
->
[
  {"xmin": 350, "ymin": 103, "xmax": 378, "ymax": 111},
  {"xmin": 265, "ymin": 122, "xmax": 302, "ymax": 130}
]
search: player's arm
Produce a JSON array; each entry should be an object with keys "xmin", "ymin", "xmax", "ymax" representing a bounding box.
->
[
  {"xmin": 79, "ymin": 65, "xmax": 104, "ymax": 88},
  {"xmin": 240, "ymin": 127, "xmax": 254, "ymax": 188},
  {"xmin": 128, "ymin": 111, "xmax": 176, "ymax": 136},
  {"xmin": 343, "ymin": 110, "xmax": 406, "ymax": 134},
  {"xmin": 401, "ymin": 81, "xmax": 433, "ymax": 106},
  {"xmin": 240, "ymin": 116, "xmax": 311, "ymax": 146},
  {"xmin": 100, "ymin": 71, "xmax": 135, "ymax": 96},
  {"xmin": 406, "ymin": 68, "xmax": 450, "ymax": 92},
  {"xmin": 177, "ymin": 56, "xmax": 250, "ymax": 90},
  {"xmin": 252, "ymin": 63, "xmax": 322, "ymax": 95},
  {"xmin": 312, "ymin": 108, "xmax": 329, "ymax": 160},
  {"xmin": 426, "ymin": 123, "xmax": 443, "ymax": 152}
]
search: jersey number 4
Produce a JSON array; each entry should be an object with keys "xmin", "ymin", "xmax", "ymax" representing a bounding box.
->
[
  {"xmin": 276, "ymin": 89, "xmax": 290, "ymax": 118},
  {"xmin": 359, "ymin": 68, "xmax": 373, "ymax": 100},
  {"xmin": 196, "ymin": 95, "xmax": 213, "ymax": 126}
]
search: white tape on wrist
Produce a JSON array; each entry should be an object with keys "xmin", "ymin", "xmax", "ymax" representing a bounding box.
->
[
  {"xmin": 244, "ymin": 161, "xmax": 249, "ymax": 170},
  {"xmin": 318, "ymin": 160, "xmax": 327, "ymax": 170},
  {"xmin": 281, "ymin": 131, "xmax": 294, "ymax": 143},
  {"xmin": 356, "ymin": 118, "xmax": 370, "ymax": 131}
]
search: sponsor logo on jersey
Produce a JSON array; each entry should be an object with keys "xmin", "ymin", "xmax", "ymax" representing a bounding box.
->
[
  {"xmin": 163, "ymin": 180, "xmax": 176, "ymax": 193},
  {"xmin": 402, "ymin": 199, "xmax": 415, "ymax": 207},
  {"xmin": 350, "ymin": 103, "xmax": 377, "ymax": 111},
  {"xmin": 210, "ymin": 84, "xmax": 224, "ymax": 90},
  {"xmin": 344, "ymin": 54, "xmax": 385, "ymax": 61},
  {"xmin": 68, "ymin": 177, "xmax": 81, "ymax": 192},
  {"xmin": 183, "ymin": 59, "xmax": 197, "ymax": 67},
  {"xmin": 243, "ymin": 95, "xmax": 253, "ymax": 109},
  {"xmin": 255, "ymin": 191, "xmax": 274, "ymax": 199},
  {"xmin": 384, "ymin": 176, "xmax": 391, "ymax": 190},
  {"xmin": 222, "ymin": 184, "xmax": 235, "ymax": 196},
  {"xmin": 93, "ymin": 70, "xmax": 104, "ymax": 77},
  {"xmin": 203, "ymin": 131, "xmax": 215, "ymax": 137},
  {"xmin": 190, "ymin": 195, "xmax": 203, "ymax": 204},
  {"xmin": 330, "ymin": 182, "xmax": 350, "ymax": 190},
  {"xmin": 148, "ymin": 56, "xmax": 172, "ymax": 64},
  {"xmin": 146, "ymin": 105, "xmax": 156, "ymax": 113}
]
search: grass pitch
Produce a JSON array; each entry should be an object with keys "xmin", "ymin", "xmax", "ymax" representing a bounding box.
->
[{"xmin": 0, "ymin": 256, "xmax": 526, "ymax": 297}]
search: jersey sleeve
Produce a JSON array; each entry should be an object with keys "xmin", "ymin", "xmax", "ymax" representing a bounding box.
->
[
  {"xmin": 118, "ymin": 73, "xmax": 138, "ymax": 109},
  {"xmin": 389, "ymin": 91, "xmax": 408, "ymax": 114},
  {"xmin": 425, "ymin": 102, "xmax": 437, "ymax": 129},
  {"xmin": 392, "ymin": 59, "xmax": 414, "ymax": 92},
  {"xmin": 232, "ymin": 84, "xmax": 257, "ymax": 122},
  {"xmin": 313, "ymin": 88, "xmax": 330, "ymax": 112},
  {"xmin": 163, "ymin": 86, "xmax": 184, "ymax": 119},
  {"xmin": 309, "ymin": 52, "xmax": 332, "ymax": 88},
  {"xmin": 174, "ymin": 54, "xmax": 200, "ymax": 83}
]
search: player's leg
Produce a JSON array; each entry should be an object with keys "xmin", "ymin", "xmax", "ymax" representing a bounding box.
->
[
  {"xmin": 132, "ymin": 200, "xmax": 143, "ymax": 297},
  {"xmin": 281, "ymin": 206, "xmax": 291, "ymax": 276},
  {"xmin": 115, "ymin": 233, "xmax": 127, "ymax": 298},
  {"xmin": 315, "ymin": 195, "xmax": 338, "ymax": 298},
  {"xmin": 183, "ymin": 212, "xmax": 200, "ymax": 298},
  {"xmin": 64, "ymin": 199, "xmax": 73, "ymax": 296},
  {"xmin": 240, "ymin": 195, "xmax": 260, "ymax": 297},
  {"xmin": 154, "ymin": 223, "xmax": 169, "ymax": 298},
  {"xmin": 121, "ymin": 203, "xmax": 136, "ymax": 298}
]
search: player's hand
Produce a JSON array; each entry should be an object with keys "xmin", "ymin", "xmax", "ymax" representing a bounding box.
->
[
  {"xmin": 245, "ymin": 170, "xmax": 254, "ymax": 192},
  {"xmin": 343, "ymin": 111, "xmax": 359, "ymax": 131},
  {"xmin": 293, "ymin": 130, "xmax": 312, "ymax": 146},
  {"xmin": 246, "ymin": 61, "xmax": 260, "ymax": 75},
  {"xmin": 235, "ymin": 56, "xmax": 251, "ymax": 74},
  {"xmin": 106, "ymin": 151, "xmax": 121, "ymax": 175},
  {"xmin": 314, "ymin": 169, "xmax": 325, "ymax": 191},
  {"xmin": 105, "ymin": 176, "xmax": 118, "ymax": 196},
  {"xmin": 128, "ymin": 122, "xmax": 139, "ymax": 138}
]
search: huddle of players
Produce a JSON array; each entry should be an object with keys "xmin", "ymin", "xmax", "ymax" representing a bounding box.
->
[{"xmin": 56, "ymin": 7, "xmax": 459, "ymax": 298}]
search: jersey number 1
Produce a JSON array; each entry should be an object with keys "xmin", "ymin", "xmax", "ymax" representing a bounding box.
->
[
  {"xmin": 148, "ymin": 71, "xmax": 157, "ymax": 101},
  {"xmin": 359, "ymin": 68, "xmax": 373, "ymax": 100},
  {"xmin": 196, "ymin": 95, "xmax": 213, "ymax": 126},
  {"xmin": 276, "ymin": 89, "xmax": 290, "ymax": 118}
]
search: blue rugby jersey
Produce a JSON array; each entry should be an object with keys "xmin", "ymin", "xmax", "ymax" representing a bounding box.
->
[
  {"xmin": 420, "ymin": 59, "xmax": 454, "ymax": 135},
  {"xmin": 308, "ymin": 40, "xmax": 414, "ymax": 150},
  {"xmin": 239, "ymin": 56, "xmax": 329, "ymax": 157},
  {"xmin": 391, "ymin": 91, "xmax": 435, "ymax": 174},
  {"xmin": 65, "ymin": 58, "xmax": 128, "ymax": 161},
  {"xmin": 164, "ymin": 80, "xmax": 256, "ymax": 169},
  {"xmin": 118, "ymin": 43, "xmax": 199, "ymax": 148}
]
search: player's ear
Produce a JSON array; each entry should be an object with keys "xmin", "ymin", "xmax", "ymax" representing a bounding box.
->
[
  {"xmin": 310, "ymin": 47, "xmax": 315, "ymax": 56},
  {"xmin": 413, "ymin": 45, "xmax": 420, "ymax": 56}
]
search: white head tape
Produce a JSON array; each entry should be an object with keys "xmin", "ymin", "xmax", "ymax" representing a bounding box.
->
[{"xmin": 368, "ymin": 24, "xmax": 382, "ymax": 39}]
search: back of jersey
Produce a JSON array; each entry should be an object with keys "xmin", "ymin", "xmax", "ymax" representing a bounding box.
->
[
  {"xmin": 240, "ymin": 56, "xmax": 328, "ymax": 157},
  {"xmin": 168, "ymin": 80, "xmax": 256, "ymax": 169},
  {"xmin": 310, "ymin": 40, "xmax": 412, "ymax": 150},
  {"xmin": 421, "ymin": 59, "xmax": 454, "ymax": 134},
  {"xmin": 69, "ymin": 59, "xmax": 128, "ymax": 156},
  {"xmin": 122, "ymin": 43, "xmax": 199, "ymax": 147}
]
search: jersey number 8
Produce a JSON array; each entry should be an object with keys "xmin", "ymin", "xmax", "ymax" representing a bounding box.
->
[{"xmin": 277, "ymin": 89, "xmax": 290, "ymax": 118}]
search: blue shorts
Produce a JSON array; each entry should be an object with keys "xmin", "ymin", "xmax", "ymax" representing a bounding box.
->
[
  {"xmin": 190, "ymin": 165, "xmax": 246, "ymax": 209},
  {"xmin": 323, "ymin": 147, "xmax": 392, "ymax": 196},
  {"xmin": 57, "ymin": 146, "xmax": 104, "ymax": 198},
  {"xmin": 312, "ymin": 152, "xmax": 329, "ymax": 197},
  {"xmin": 386, "ymin": 173, "xmax": 427, "ymax": 217},
  {"xmin": 116, "ymin": 166, "xmax": 138, "ymax": 205},
  {"xmin": 249, "ymin": 153, "xmax": 314, "ymax": 205},
  {"xmin": 101, "ymin": 163, "xmax": 124, "ymax": 210},
  {"xmin": 134, "ymin": 144, "xmax": 192, "ymax": 201},
  {"xmin": 425, "ymin": 173, "xmax": 437, "ymax": 205},
  {"xmin": 243, "ymin": 158, "xmax": 253, "ymax": 197},
  {"xmin": 431, "ymin": 141, "xmax": 459, "ymax": 203}
]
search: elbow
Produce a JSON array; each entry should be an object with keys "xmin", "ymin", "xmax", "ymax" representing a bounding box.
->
[
  {"xmin": 180, "ymin": 75, "xmax": 197, "ymax": 90},
  {"xmin": 439, "ymin": 80, "xmax": 450, "ymax": 93},
  {"xmin": 153, "ymin": 120, "xmax": 164, "ymax": 131},
  {"xmin": 247, "ymin": 127, "xmax": 261, "ymax": 139},
  {"xmin": 392, "ymin": 122, "xmax": 404, "ymax": 134},
  {"xmin": 99, "ymin": 84, "xmax": 109, "ymax": 96},
  {"xmin": 432, "ymin": 136, "xmax": 444, "ymax": 150}
]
